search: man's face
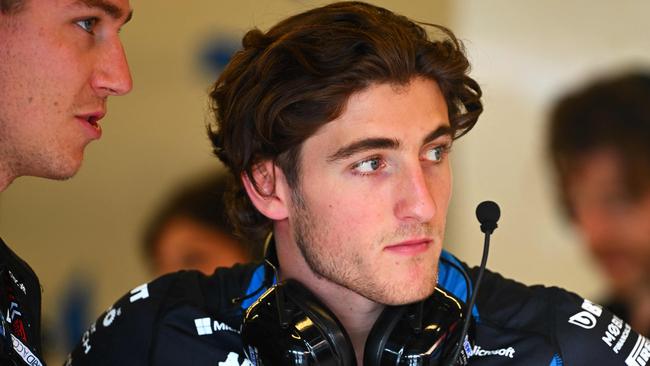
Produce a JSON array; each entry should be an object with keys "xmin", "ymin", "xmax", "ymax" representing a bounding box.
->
[
  {"xmin": 0, "ymin": 0, "xmax": 133, "ymax": 182},
  {"xmin": 153, "ymin": 216, "xmax": 250, "ymax": 277},
  {"xmin": 566, "ymin": 149, "xmax": 650, "ymax": 298},
  {"xmin": 286, "ymin": 77, "xmax": 452, "ymax": 305}
]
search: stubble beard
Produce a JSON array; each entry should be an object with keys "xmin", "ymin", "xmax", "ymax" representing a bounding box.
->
[{"xmin": 290, "ymin": 188, "xmax": 439, "ymax": 305}]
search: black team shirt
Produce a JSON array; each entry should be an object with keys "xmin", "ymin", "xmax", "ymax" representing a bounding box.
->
[{"xmin": 0, "ymin": 238, "xmax": 45, "ymax": 366}]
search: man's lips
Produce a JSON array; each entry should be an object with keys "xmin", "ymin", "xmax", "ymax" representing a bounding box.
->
[
  {"xmin": 384, "ymin": 238, "xmax": 432, "ymax": 255},
  {"xmin": 75, "ymin": 111, "xmax": 105, "ymax": 138},
  {"xmin": 76, "ymin": 111, "xmax": 105, "ymax": 126}
]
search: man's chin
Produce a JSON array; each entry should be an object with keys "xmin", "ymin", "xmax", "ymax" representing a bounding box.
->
[
  {"xmin": 373, "ymin": 281, "xmax": 437, "ymax": 306},
  {"xmin": 48, "ymin": 155, "xmax": 84, "ymax": 180},
  {"xmin": 48, "ymin": 169, "xmax": 81, "ymax": 181}
]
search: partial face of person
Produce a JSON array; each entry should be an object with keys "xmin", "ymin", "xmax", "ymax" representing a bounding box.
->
[
  {"xmin": 566, "ymin": 149, "xmax": 650, "ymax": 298},
  {"xmin": 153, "ymin": 216, "xmax": 250, "ymax": 276},
  {"xmin": 287, "ymin": 77, "xmax": 452, "ymax": 305},
  {"xmin": 0, "ymin": 0, "xmax": 133, "ymax": 181}
]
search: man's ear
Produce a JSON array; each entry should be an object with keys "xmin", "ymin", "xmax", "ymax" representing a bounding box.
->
[{"xmin": 241, "ymin": 160, "xmax": 290, "ymax": 220}]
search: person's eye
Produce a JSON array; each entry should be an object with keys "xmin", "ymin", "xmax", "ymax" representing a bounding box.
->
[
  {"xmin": 422, "ymin": 145, "xmax": 449, "ymax": 162},
  {"xmin": 76, "ymin": 18, "xmax": 98, "ymax": 33},
  {"xmin": 352, "ymin": 157, "xmax": 385, "ymax": 175}
]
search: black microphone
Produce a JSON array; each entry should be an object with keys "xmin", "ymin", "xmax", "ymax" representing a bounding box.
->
[
  {"xmin": 476, "ymin": 200, "xmax": 500, "ymax": 235},
  {"xmin": 445, "ymin": 200, "xmax": 501, "ymax": 366}
]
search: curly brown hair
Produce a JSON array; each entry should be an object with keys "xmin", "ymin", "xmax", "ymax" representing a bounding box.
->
[{"xmin": 208, "ymin": 1, "xmax": 483, "ymax": 245}]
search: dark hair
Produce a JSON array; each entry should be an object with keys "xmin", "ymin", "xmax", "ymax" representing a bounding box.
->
[
  {"xmin": 142, "ymin": 173, "xmax": 262, "ymax": 267},
  {"xmin": 208, "ymin": 1, "xmax": 483, "ymax": 244},
  {"xmin": 0, "ymin": 0, "xmax": 24, "ymax": 13},
  {"xmin": 548, "ymin": 71, "xmax": 650, "ymax": 213}
]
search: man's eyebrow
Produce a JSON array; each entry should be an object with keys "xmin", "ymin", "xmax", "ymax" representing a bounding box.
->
[
  {"xmin": 75, "ymin": 0, "xmax": 133, "ymax": 23},
  {"xmin": 326, "ymin": 125, "xmax": 453, "ymax": 163},
  {"xmin": 422, "ymin": 126, "xmax": 454, "ymax": 145},
  {"xmin": 327, "ymin": 138, "xmax": 400, "ymax": 163}
]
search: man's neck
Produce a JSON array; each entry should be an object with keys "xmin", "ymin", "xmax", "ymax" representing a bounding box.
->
[{"xmin": 274, "ymin": 226, "xmax": 384, "ymax": 363}]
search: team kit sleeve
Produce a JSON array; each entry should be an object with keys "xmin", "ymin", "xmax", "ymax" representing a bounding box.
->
[
  {"xmin": 552, "ymin": 288, "xmax": 649, "ymax": 366},
  {"xmin": 64, "ymin": 277, "xmax": 165, "ymax": 365},
  {"xmin": 64, "ymin": 271, "xmax": 251, "ymax": 366}
]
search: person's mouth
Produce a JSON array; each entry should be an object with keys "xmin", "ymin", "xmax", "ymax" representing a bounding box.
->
[
  {"xmin": 75, "ymin": 110, "xmax": 106, "ymax": 138},
  {"xmin": 77, "ymin": 111, "xmax": 105, "ymax": 128},
  {"xmin": 384, "ymin": 238, "xmax": 432, "ymax": 255}
]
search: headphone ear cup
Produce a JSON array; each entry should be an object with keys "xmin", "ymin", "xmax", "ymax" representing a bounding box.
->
[
  {"xmin": 242, "ymin": 279, "xmax": 357, "ymax": 366},
  {"xmin": 363, "ymin": 288, "xmax": 467, "ymax": 365},
  {"xmin": 284, "ymin": 280, "xmax": 356, "ymax": 365},
  {"xmin": 363, "ymin": 305, "xmax": 407, "ymax": 365}
]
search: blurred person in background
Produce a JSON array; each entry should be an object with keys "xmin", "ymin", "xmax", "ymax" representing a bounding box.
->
[
  {"xmin": 0, "ymin": 0, "xmax": 133, "ymax": 364},
  {"xmin": 548, "ymin": 71, "xmax": 650, "ymax": 336},
  {"xmin": 142, "ymin": 172, "xmax": 262, "ymax": 276}
]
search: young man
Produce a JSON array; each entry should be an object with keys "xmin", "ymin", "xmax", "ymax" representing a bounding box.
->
[
  {"xmin": 548, "ymin": 72, "xmax": 650, "ymax": 336},
  {"xmin": 67, "ymin": 2, "xmax": 648, "ymax": 365},
  {"xmin": 0, "ymin": 0, "xmax": 133, "ymax": 364}
]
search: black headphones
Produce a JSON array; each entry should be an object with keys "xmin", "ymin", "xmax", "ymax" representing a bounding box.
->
[{"xmin": 240, "ymin": 242, "xmax": 471, "ymax": 366}]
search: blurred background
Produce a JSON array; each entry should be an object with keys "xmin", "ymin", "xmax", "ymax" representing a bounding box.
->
[{"xmin": 0, "ymin": 0, "xmax": 649, "ymax": 363}]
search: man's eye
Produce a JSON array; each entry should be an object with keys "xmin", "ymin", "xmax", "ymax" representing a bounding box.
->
[
  {"xmin": 352, "ymin": 157, "xmax": 384, "ymax": 174},
  {"xmin": 76, "ymin": 18, "xmax": 98, "ymax": 33},
  {"xmin": 423, "ymin": 146, "xmax": 447, "ymax": 162}
]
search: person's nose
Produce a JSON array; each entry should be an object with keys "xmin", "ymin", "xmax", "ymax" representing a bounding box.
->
[
  {"xmin": 91, "ymin": 39, "xmax": 133, "ymax": 97},
  {"xmin": 393, "ymin": 165, "xmax": 436, "ymax": 223},
  {"xmin": 575, "ymin": 208, "xmax": 614, "ymax": 251}
]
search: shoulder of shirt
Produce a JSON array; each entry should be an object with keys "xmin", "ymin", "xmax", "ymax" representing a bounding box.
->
[
  {"xmin": 65, "ymin": 262, "xmax": 262, "ymax": 365},
  {"xmin": 467, "ymin": 264, "xmax": 584, "ymax": 333},
  {"xmin": 439, "ymin": 252, "xmax": 580, "ymax": 337},
  {"xmin": 104, "ymin": 263, "xmax": 258, "ymax": 321},
  {"xmin": 0, "ymin": 237, "xmax": 40, "ymax": 286}
]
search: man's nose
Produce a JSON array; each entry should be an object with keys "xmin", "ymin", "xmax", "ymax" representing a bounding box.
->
[
  {"xmin": 575, "ymin": 208, "xmax": 615, "ymax": 250},
  {"xmin": 394, "ymin": 166, "xmax": 436, "ymax": 223},
  {"xmin": 91, "ymin": 40, "xmax": 133, "ymax": 97}
]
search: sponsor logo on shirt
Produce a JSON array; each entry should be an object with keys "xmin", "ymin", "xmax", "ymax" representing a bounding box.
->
[
  {"xmin": 3, "ymin": 272, "xmax": 29, "ymax": 344},
  {"xmin": 218, "ymin": 352, "xmax": 252, "ymax": 366},
  {"xmin": 471, "ymin": 345, "xmax": 515, "ymax": 359},
  {"xmin": 79, "ymin": 304, "xmax": 124, "ymax": 355},
  {"xmin": 6, "ymin": 302, "xmax": 22, "ymax": 323},
  {"xmin": 7, "ymin": 270, "xmax": 26, "ymax": 295},
  {"xmin": 81, "ymin": 321, "xmax": 97, "ymax": 354},
  {"xmin": 601, "ymin": 315, "xmax": 632, "ymax": 354},
  {"xmin": 11, "ymin": 334, "xmax": 43, "ymax": 366},
  {"xmin": 625, "ymin": 335, "xmax": 649, "ymax": 366},
  {"xmin": 463, "ymin": 336, "xmax": 473, "ymax": 358},
  {"xmin": 102, "ymin": 306, "xmax": 122, "ymax": 327},
  {"xmin": 568, "ymin": 299, "xmax": 602, "ymax": 329},
  {"xmin": 6, "ymin": 301, "xmax": 27, "ymax": 343},
  {"xmin": 129, "ymin": 283, "xmax": 149, "ymax": 303},
  {"xmin": 194, "ymin": 317, "xmax": 239, "ymax": 336}
]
